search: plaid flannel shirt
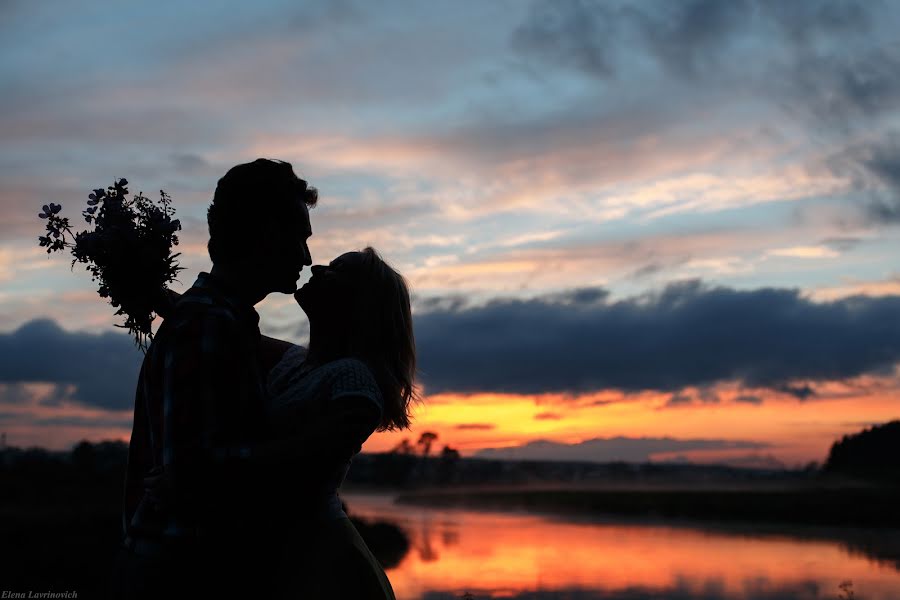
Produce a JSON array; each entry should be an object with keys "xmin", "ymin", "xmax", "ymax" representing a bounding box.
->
[{"xmin": 122, "ymin": 271, "xmax": 268, "ymax": 543}]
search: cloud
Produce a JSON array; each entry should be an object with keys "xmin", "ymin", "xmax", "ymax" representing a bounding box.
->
[
  {"xmin": 820, "ymin": 236, "xmax": 864, "ymax": 253},
  {"xmin": 513, "ymin": 0, "xmax": 880, "ymax": 83},
  {"xmin": 810, "ymin": 274, "xmax": 900, "ymax": 301},
  {"xmin": 784, "ymin": 43, "xmax": 900, "ymax": 128},
  {"xmin": 665, "ymin": 392, "xmax": 694, "ymax": 408},
  {"xmin": 773, "ymin": 382, "xmax": 816, "ymax": 400},
  {"xmin": 662, "ymin": 387, "xmax": 720, "ymax": 408},
  {"xmin": 404, "ymin": 225, "xmax": 781, "ymax": 293},
  {"xmin": 734, "ymin": 394, "xmax": 764, "ymax": 405},
  {"xmin": 170, "ymin": 153, "xmax": 213, "ymax": 175},
  {"xmin": 510, "ymin": 0, "xmax": 899, "ymax": 228},
  {"xmin": 0, "ymin": 319, "xmax": 142, "ymax": 410},
  {"xmin": 474, "ymin": 436, "xmax": 767, "ymax": 464},
  {"xmin": 454, "ymin": 423, "xmax": 496, "ymax": 431},
  {"xmin": 414, "ymin": 280, "xmax": 900, "ymax": 395},
  {"xmin": 628, "ymin": 262, "xmax": 670, "ymax": 280},
  {"xmin": 0, "ymin": 412, "xmax": 133, "ymax": 429},
  {"xmin": 766, "ymin": 246, "xmax": 839, "ymax": 259},
  {"xmin": 830, "ymin": 135, "xmax": 900, "ymax": 224},
  {"xmin": 533, "ymin": 412, "xmax": 562, "ymax": 420},
  {"xmin": 0, "ymin": 382, "xmax": 76, "ymax": 406},
  {"xmin": 511, "ymin": 0, "xmax": 620, "ymax": 78}
]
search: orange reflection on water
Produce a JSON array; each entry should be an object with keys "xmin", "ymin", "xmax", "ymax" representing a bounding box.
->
[{"xmin": 344, "ymin": 493, "xmax": 900, "ymax": 600}]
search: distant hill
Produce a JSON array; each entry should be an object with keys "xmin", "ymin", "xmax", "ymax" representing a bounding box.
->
[
  {"xmin": 473, "ymin": 436, "xmax": 767, "ymax": 465},
  {"xmin": 824, "ymin": 420, "xmax": 900, "ymax": 480}
]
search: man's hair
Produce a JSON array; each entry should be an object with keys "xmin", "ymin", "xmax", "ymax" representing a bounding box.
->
[{"xmin": 207, "ymin": 158, "xmax": 317, "ymax": 264}]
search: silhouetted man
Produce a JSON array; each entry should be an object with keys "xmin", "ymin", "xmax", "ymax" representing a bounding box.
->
[{"xmin": 110, "ymin": 159, "xmax": 316, "ymax": 599}]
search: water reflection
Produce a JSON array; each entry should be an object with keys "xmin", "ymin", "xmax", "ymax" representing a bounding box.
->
[{"xmin": 342, "ymin": 492, "xmax": 900, "ymax": 600}]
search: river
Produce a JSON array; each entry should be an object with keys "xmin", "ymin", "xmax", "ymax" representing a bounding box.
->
[{"xmin": 342, "ymin": 492, "xmax": 900, "ymax": 600}]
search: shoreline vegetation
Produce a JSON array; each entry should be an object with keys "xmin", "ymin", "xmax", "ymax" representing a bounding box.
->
[{"xmin": 393, "ymin": 482, "xmax": 900, "ymax": 529}]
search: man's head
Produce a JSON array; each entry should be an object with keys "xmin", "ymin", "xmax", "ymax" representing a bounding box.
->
[{"xmin": 207, "ymin": 158, "xmax": 316, "ymax": 294}]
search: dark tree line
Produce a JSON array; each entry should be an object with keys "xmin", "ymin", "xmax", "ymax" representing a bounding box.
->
[{"xmin": 825, "ymin": 420, "xmax": 900, "ymax": 481}]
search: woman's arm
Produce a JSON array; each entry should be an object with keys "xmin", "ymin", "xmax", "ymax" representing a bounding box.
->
[
  {"xmin": 231, "ymin": 395, "xmax": 381, "ymax": 466},
  {"xmin": 278, "ymin": 395, "xmax": 379, "ymax": 460}
]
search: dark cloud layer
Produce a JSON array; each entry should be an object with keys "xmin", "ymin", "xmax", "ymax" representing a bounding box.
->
[
  {"xmin": 415, "ymin": 280, "xmax": 900, "ymax": 396},
  {"xmin": 5, "ymin": 278, "xmax": 900, "ymax": 412},
  {"xmin": 0, "ymin": 319, "xmax": 142, "ymax": 410}
]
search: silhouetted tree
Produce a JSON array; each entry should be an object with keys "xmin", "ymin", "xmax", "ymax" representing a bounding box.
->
[
  {"xmin": 417, "ymin": 431, "xmax": 438, "ymax": 458},
  {"xmin": 439, "ymin": 445, "xmax": 460, "ymax": 461},
  {"xmin": 391, "ymin": 438, "xmax": 415, "ymax": 456},
  {"xmin": 71, "ymin": 440, "xmax": 96, "ymax": 472},
  {"xmin": 437, "ymin": 445, "xmax": 461, "ymax": 485}
]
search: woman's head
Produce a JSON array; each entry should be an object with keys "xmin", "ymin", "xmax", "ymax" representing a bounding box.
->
[{"xmin": 296, "ymin": 247, "xmax": 417, "ymax": 431}]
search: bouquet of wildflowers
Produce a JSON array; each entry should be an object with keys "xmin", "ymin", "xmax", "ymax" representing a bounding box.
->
[{"xmin": 38, "ymin": 178, "xmax": 183, "ymax": 351}]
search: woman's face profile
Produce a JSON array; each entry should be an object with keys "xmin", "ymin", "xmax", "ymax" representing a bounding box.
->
[{"xmin": 295, "ymin": 251, "xmax": 363, "ymax": 319}]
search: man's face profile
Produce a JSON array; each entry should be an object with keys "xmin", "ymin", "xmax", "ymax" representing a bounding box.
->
[{"xmin": 263, "ymin": 196, "xmax": 312, "ymax": 294}]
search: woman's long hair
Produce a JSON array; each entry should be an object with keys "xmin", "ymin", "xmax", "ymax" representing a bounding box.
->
[{"xmin": 343, "ymin": 247, "xmax": 419, "ymax": 431}]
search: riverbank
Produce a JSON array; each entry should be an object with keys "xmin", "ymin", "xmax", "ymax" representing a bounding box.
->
[{"xmin": 395, "ymin": 484, "xmax": 900, "ymax": 529}]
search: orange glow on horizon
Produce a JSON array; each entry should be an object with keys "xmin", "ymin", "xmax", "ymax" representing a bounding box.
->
[{"xmin": 363, "ymin": 375, "xmax": 900, "ymax": 466}]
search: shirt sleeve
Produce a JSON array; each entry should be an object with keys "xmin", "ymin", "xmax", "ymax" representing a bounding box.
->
[
  {"xmin": 330, "ymin": 359, "xmax": 383, "ymax": 412},
  {"xmin": 324, "ymin": 359, "xmax": 384, "ymax": 458}
]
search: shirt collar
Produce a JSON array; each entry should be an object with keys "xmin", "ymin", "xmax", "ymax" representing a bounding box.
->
[{"xmin": 193, "ymin": 271, "xmax": 261, "ymax": 329}]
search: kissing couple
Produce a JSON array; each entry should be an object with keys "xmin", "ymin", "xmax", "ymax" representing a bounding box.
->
[{"xmin": 108, "ymin": 158, "xmax": 414, "ymax": 599}]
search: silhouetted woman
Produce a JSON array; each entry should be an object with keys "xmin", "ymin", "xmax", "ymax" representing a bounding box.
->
[{"xmin": 256, "ymin": 246, "xmax": 415, "ymax": 599}]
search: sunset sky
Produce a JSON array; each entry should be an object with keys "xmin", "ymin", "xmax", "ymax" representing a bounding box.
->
[{"xmin": 2, "ymin": 1, "xmax": 899, "ymax": 467}]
